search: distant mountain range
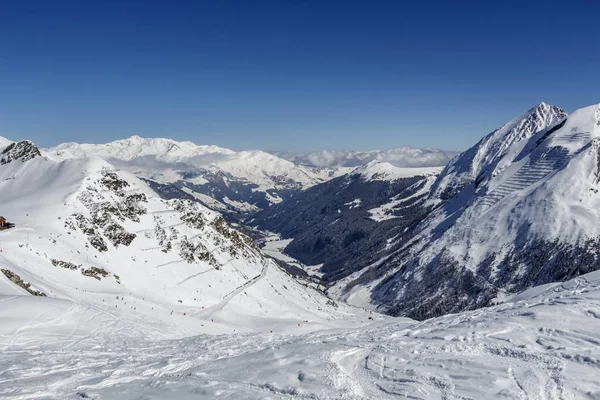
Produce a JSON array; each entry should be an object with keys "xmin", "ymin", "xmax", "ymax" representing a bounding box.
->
[
  {"xmin": 6, "ymin": 101, "xmax": 599, "ymax": 324},
  {"xmin": 43, "ymin": 137, "xmax": 453, "ymax": 216},
  {"xmin": 272, "ymin": 147, "xmax": 457, "ymax": 168},
  {"xmin": 0, "ymin": 136, "xmax": 352, "ymax": 340}
]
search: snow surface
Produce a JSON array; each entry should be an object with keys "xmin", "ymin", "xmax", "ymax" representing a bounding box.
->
[
  {"xmin": 2, "ymin": 270, "xmax": 600, "ymax": 398},
  {"xmin": 0, "ymin": 136, "xmax": 13, "ymax": 148},
  {"xmin": 0, "ymin": 151, "xmax": 374, "ymax": 343}
]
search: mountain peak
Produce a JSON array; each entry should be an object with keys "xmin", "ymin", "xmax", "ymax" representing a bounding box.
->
[
  {"xmin": 430, "ymin": 103, "xmax": 567, "ymax": 201},
  {"xmin": 0, "ymin": 140, "xmax": 42, "ymax": 165},
  {"xmin": 531, "ymin": 101, "xmax": 550, "ymax": 110}
]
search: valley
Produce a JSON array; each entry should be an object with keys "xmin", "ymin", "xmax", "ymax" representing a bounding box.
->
[{"xmin": 3, "ymin": 102, "xmax": 600, "ymax": 398}]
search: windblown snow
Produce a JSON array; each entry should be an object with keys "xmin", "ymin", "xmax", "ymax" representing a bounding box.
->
[{"xmin": 2, "ymin": 268, "xmax": 600, "ymax": 398}]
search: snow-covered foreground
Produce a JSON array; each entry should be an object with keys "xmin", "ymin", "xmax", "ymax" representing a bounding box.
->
[{"xmin": 3, "ymin": 271, "xmax": 600, "ymax": 399}]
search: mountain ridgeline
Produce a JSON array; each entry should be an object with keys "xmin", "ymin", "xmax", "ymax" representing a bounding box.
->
[
  {"xmin": 327, "ymin": 103, "xmax": 600, "ymax": 319},
  {"xmin": 250, "ymin": 163, "xmax": 442, "ymax": 283},
  {"xmin": 4, "ymin": 101, "xmax": 600, "ymax": 323}
]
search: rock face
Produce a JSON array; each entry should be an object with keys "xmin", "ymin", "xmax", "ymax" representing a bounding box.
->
[
  {"xmin": 1, "ymin": 269, "xmax": 46, "ymax": 296},
  {"xmin": 0, "ymin": 141, "xmax": 41, "ymax": 165},
  {"xmin": 331, "ymin": 103, "xmax": 600, "ymax": 320},
  {"xmin": 251, "ymin": 163, "xmax": 441, "ymax": 282}
]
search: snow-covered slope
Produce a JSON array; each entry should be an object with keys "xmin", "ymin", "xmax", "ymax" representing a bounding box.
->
[
  {"xmin": 46, "ymin": 136, "xmax": 344, "ymax": 215},
  {"xmin": 0, "ymin": 141, "xmax": 372, "ymax": 345},
  {"xmin": 431, "ymin": 102, "xmax": 567, "ymax": 201},
  {"xmin": 0, "ymin": 136, "xmax": 13, "ymax": 148},
  {"xmin": 3, "ymin": 270, "xmax": 600, "ymax": 398},
  {"xmin": 332, "ymin": 103, "xmax": 600, "ymax": 320}
]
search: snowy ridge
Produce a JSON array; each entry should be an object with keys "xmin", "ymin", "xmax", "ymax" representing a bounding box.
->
[
  {"xmin": 431, "ymin": 102, "xmax": 567, "ymax": 201},
  {"xmin": 330, "ymin": 103, "xmax": 600, "ymax": 320},
  {"xmin": 46, "ymin": 135, "xmax": 336, "ymax": 190},
  {"xmin": 46, "ymin": 136, "xmax": 345, "ymax": 214},
  {"xmin": 49, "ymin": 135, "xmax": 235, "ymax": 161},
  {"xmin": 0, "ymin": 136, "xmax": 13, "ymax": 149},
  {"xmin": 353, "ymin": 160, "xmax": 442, "ymax": 182}
]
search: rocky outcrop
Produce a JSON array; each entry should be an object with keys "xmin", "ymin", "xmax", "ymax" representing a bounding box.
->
[
  {"xmin": 0, "ymin": 141, "xmax": 41, "ymax": 165},
  {"xmin": 69, "ymin": 169, "xmax": 147, "ymax": 251},
  {"xmin": 51, "ymin": 259, "xmax": 113, "ymax": 281},
  {"xmin": 1, "ymin": 269, "xmax": 46, "ymax": 296}
]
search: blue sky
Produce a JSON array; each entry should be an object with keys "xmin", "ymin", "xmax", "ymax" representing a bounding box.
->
[{"xmin": 1, "ymin": 0, "xmax": 600, "ymax": 151}]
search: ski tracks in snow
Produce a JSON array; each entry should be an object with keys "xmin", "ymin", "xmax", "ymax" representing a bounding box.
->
[
  {"xmin": 194, "ymin": 261, "xmax": 269, "ymax": 319},
  {"xmin": 2, "ymin": 271, "xmax": 600, "ymax": 399}
]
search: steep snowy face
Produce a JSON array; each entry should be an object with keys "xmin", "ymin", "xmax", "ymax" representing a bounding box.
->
[
  {"xmin": 0, "ymin": 148, "xmax": 367, "ymax": 340},
  {"xmin": 46, "ymin": 137, "xmax": 342, "ymax": 215},
  {"xmin": 431, "ymin": 102, "xmax": 567, "ymax": 201},
  {"xmin": 333, "ymin": 103, "xmax": 600, "ymax": 320}
]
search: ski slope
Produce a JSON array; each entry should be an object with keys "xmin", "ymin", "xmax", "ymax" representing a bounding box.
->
[{"xmin": 2, "ymin": 271, "xmax": 600, "ymax": 399}]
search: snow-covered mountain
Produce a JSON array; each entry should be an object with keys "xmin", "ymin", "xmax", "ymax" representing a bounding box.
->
[
  {"xmin": 45, "ymin": 136, "xmax": 346, "ymax": 216},
  {"xmin": 331, "ymin": 102, "xmax": 600, "ymax": 320},
  {"xmin": 5, "ymin": 114, "xmax": 600, "ymax": 399},
  {"xmin": 0, "ymin": 139, "xmax": 372, "ymax": 343},
  {"xmin": 274, "ymin": 146, "xmax": 457, "ymax": 168},
  {"xmin": 431, "ymin": 102, "xmax": 567, "ymax": 201},
  {"xmin": 251, "ymin": 161, "xmax": 442, "ymax": 282}
]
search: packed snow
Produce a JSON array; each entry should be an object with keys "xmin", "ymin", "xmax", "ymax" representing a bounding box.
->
[{"xmin": 2, "ymin": 270, "xmax": 600, "ymax": 398}]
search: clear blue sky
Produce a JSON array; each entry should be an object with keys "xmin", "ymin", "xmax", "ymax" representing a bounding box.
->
[{"xmin": 1, "ymin": 0, "xmax": 599, "ymax": 151}]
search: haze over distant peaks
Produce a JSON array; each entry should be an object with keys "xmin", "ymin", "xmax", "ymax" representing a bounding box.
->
[{"xmin": 273, "ymin": 146, "xmax": 457, "ymax": 168}]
